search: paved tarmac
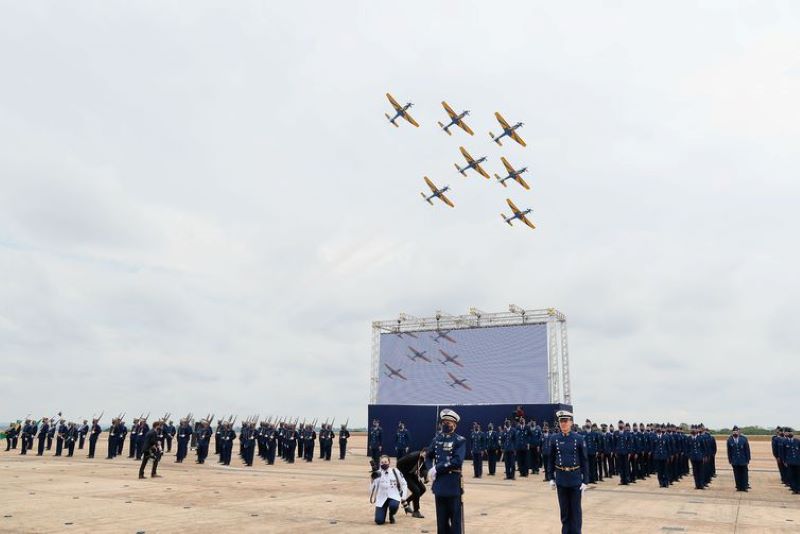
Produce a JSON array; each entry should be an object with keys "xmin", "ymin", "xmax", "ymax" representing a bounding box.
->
[{"xmin": 1, "ymin": 435, "xmax": 798, "ymax": 533}]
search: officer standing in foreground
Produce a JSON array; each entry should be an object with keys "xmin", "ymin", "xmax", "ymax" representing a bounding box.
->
[
  {"xmin": 139, "ymin": 420, "xmax": 163, "ymax": 479},
  {"xmin": 547, "ymin": 410, "xmax": 589, "ymax": 534},
  {"xmin": 727, "ymin": 425, "xmax": 751, "ymax": 492},
  {"xmin": 425, "ymin": 409, "xmax": 466, "ymax": 534}
]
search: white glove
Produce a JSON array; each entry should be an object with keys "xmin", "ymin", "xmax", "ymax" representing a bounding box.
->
[
  {"xmin": 429, "ymin": 466, "xmax": 437, "ymax": 482},
  {"xmin": 549, "ymin": 480, "xmax": 556, "ymax": 490},
  {"xmin": 580, "ymin": 483, "xmax": 588, "ymax": 492}
]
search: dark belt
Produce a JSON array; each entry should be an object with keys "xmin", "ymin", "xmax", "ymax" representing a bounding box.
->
[{"xmin": 556, "ymin": 465, "xmax": 580, "ymax": 471}]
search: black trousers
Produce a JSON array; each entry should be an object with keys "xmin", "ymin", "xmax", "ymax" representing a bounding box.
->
[
  {"xmin": 434, "ymin": 495, "xmax": 463, "ymax": 534},
  {"xmin": 587, "ymin": 454, "xmax": 597, "ymax": 482},
  {"xmin": 37, "ymin": 438, "xmax": 46, "ymax": 456},
  {"xmin": 616, "ymin": 453, "xmax": 630, "ymax": 483},
  {"xmin": 656, "ymin": 458, "xmax": 668, "ymax": 487},
  {"xmin": 88, "ymin": 437, "xmax": 98, "ymax": 458},
  {"xmin": 732, "ymin": 464, "xmax": 749, "ymax": 490},
  {"xmin": 338, "ymin": 439, "xmax": 347, "ymax": 459},
  {"xmin": 403, "ymin": 474, "xmax": 426, "ymax": 511},
  {"xmin": 139, "ymin": 452, "xmax": 160, "ymax": 477},
  {"xmin": 789, "ymin": 464, "xmax": 800, "ymax": 492},
  {"xmin": 556, "ymin": 485, "xmax": 582, "ymax": 534},
  {"xmin": 504, "ymin": 451, "xmax": 516, "ymax": 479},
  {"xmin": 487, "ymin": 448, "xmax": 498, "ymax": 475},
  {"xmin": 691, "ymin": 459, "xmax": 704, "ymax": 488}
]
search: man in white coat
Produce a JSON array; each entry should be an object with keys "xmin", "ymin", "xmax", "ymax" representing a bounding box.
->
[{"xmin": 370, "ymin": 455, "xmax": 409, "ymax": 525}]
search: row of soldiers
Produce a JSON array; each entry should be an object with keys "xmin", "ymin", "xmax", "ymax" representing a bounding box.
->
[
  {"xmin": 773, "ymin": 427, "xmax": 800, "ymax": 494},
  {"xmin": 4, "ymin": 417, "xmax": 90, "ymax": 457},
  {"xmin": 462, "ymin": 418, "xmax": 729, "ymax": 490}
]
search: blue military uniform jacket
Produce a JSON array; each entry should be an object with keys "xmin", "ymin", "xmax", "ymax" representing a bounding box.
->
[
  {"xmin": 653, "ymin": 433, "xmax": 673, "ymax": 460},
  {"xmin": 501, "ymin": 427, "xmax": 518, "ymax": 452},
  {"xmin": 470, "ymin": 430, "xmax": 486, "ymax": 454},
  {"xmin": 726, "ymin": 435, "xmax": 750, "ymax": 466},
  {"xmin": 547, "ymin": 431, "xmax": 590, "ymax": 488},
  {"xmin": 425, "ymin": 432, "xmax": 466, "ymax": 497},
  {"xmin": 368, "ymin": 427, "xmax": 383, "ymax": 449},
  {"xmin": 784, "ymin": 438, "xmax": 800, "ymax": 466},
  {"xmin": 688, "ymin": 435, "xmax": 707, "ymax": 461}
]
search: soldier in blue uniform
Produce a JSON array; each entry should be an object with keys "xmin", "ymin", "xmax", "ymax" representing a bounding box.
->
[
  {"xmin": 726, "ymin": 425, "xmax": 751, "ymax": 492},
  {"xmin": 501, "ymin": 419, "xmax": 517, "ymax": 480},
  {"xmin": 265, "ymin": 423, "xmax": 277, "ymax": 464},
  {"xmin": 195, "ymin": 420, "xmax": 212, "ymax": 464},
  {"xmin": 773, "ymin": 427, "xmax": 789, "ymax": 486},
  {"xmin": 529, "ymin": 419, "xmax": 543, "ymax": 475},
  {"xmin": 320, "ymin": 423, "xmax": 334, "ymax": 461},
  {"xmin": 516, "ymin": 418, "xmax": 530, "ymax": 477},
  {"xmin": 175, "ymin": 418, "xmax": 192, "ymax": 463},
  {"xmin": 469, "ymin": 422, "xmax": 486, "ymax": 478},
  {"xmin": 368, "ymin": 419, "xmax": 383, "ymax": 463},
  {"xmin": 485, "ymin": 423, "xmax": 500, "ymax": 476},
  {"xmin": 128, "ymin": 418, "xmax": 138, "ymax": 458},
  {"xmin": 54, "ymin": 419, "xmax": 67, "ymax": 456},
  {"xmin": 284, "ymin": 423, "xmax": 298, "ymax": 463},
  {"xmin": 688, "ymin": 425, "xmax": 708, "ymax": 489},
  {"xmin": 116, "ymin": 418, "xmax": 127, "ymax": 457},
  {"xmin": 547, "ymin": 410, "xmax": 589, "ymax": 534},
  {"xmin": 65, "ymin": 422, "xmax": 78, "ymax": 457},
  {"xmin": 652, "ymin": 425, "xmax": 672, "ymax": 488},
  {"xmin": 700, "ymin": 424, "xmax": 716, "ymax": 485},
  {"xmin": 614, "ymin": 421, "xmax": 631, "ymax": 485},
  {"xmin": 87, "ymin": 417, "xmax": 102, "ymax": 459},
  {"xmin": 541, "ymin": 423, "xmax": 553, "ymax": 481},
  {"xmin": 165, "ymin": 420, "xmax": 175, "ymax": 452},
  {"xmin": 582, "ymin": 422, "xmax": 599, "ymax": 484},
  {"xmin": 783, "ymin": 428, "xmax": 800, "ymax": 494},
  {"xmin": 395, "ymin": 422, "xmax": 411, "ymax": 458},
  {"xmin": 78, "ymin": 420, "xmax": 89, "ymax": 449},
  {"xmin": 425, "ymin": 409, "xmax": 465, "ymax": 534},
  {"xmin": 36, "ymin": 418, "xmax": 50, "ymax": 456},
  {"xmin": 338, "ymin": 423, "xmax": 350, "ymax": 460}
]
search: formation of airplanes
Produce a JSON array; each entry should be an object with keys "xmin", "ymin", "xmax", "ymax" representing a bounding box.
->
[
  {"xmin": 384, "ymin": 93, "xmax": 536, "ymax": 230},
  {"xmin": 383, "ymin": 328, "xmax": 471, "ymax": 390}
]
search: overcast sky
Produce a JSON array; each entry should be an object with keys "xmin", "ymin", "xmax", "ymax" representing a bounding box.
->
[{"xmin": 1, "ymin": 2, "xmax": 798, "ymax": 427}]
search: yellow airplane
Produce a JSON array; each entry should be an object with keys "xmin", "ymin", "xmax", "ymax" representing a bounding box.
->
[
  {"xmin": 489, "ymin": 112, "xmax": 526, "ymax": 147},
  {"xmin": 500, "ymin": 198, "xmax": 536, "ymax": 229},
  {"xmin": 494, "ymin": 157, "xmax": 530, "ymax": 190},
  {"xmin": 421, "ymin": 176, "xmax": 455, "ymax": 207},
  {"xmin": 454, "ymin": 146, "xmax": 490, "ymax": 179},
  {"xmin": 385, "ymin": 93, "xmax": 419, "ymax": 128},
  {"xmin": 436, "ymin": 101, "xmax": 474, "ymax": 136}
]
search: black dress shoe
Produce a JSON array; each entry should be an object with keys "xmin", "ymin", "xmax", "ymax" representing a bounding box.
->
[{"xmin": 412, "ymin": 511, "xmax": 424, "ymax": 519}]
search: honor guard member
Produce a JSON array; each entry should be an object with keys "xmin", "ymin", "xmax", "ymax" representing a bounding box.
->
[
  {"xmin": 773, "ymin": 427, "xmax": 789, "ymax": 486},
  {"xmin": 135, "ymin": 419, "xmax": 149, "ymax": 460},
  {"xmin": 395, "ymin": 422, "xmax": 411, "ymax": 458},
  {"xmin": 139, "ymin": 420, "xmax": 163, "ymax": 479},
  {"xmin": 106, "ymin": 417, "xmax": 118, "ymax": 459},
  {"xmin": 425, "ymin": 409, "xmax": 466, "ymax": 534},
  {"xmin": 485, "ymin": 423, "xmax": 500, "ymax": 476},
  {"xmin": 87, "ymin": 417, "xmax": 102, "ymax": 458},
  {"xmin": 214, "ymin": 420, "xmax": 223, "ymax": 456},
  {"xmin": 284, "ymin": 424, "xmax": 298, "ymax": 463},
  {"xmin": 195, "ymin": 420, "xmax": 212, "ymax": 464},
  {"xmin": 55, "ymin": 419, "xmax": 67, "ymax": 456},
  {"xmin": 4, "ymin": 422, "xmax": 18, "ymax": 451},
  {"xmin": 165, "ymin": 420, "xmax": 175, "ymax": 452},
  {"xmin": 547, "ymin": 410, "xmax": 589, "ymax": 534},
  {"xmin": 529, "ymin": 420, "xmax": 543, "ymax": 475},
  {"xmin": 265, "ymin": 423, "xmax": 278, "ymax": 464},
  {"xmin": 175, "ymin": 418, "xmax": 192, "ymax": 463},
  {"xmin": 36, "ymin": 418, "xmax": 50, "ymax": 456},
  {"xmin": 19, "ymin": 419, "xmax": 30, "ymax": 455},
  {"xmin": 501, "ymin": 419, "xmax": 517, "ymax": 480},
  {"xmin": 297, "ymin": 422, "xmax": 305, "ymax": 460},
  {"xmin": 783, "ymin": 428, "xmax": 800, "ymax": 494},
  {"xmin": 339, "ymin": 423, "xmax": 350, "ymax": 460},
  {"xmin": 302, "ymin": 423, "xmax": 316, "ymax": 462},
  {"xmin": 652, "ymin": 425, "xmax": 672, "ymax": 488},
  {"xmin": 116, "ymin": 418, "xmax": 127, "ymax": 457},
  {"xmin": 516, "ymin": 418, "xmax": 530, "ymax": 477},
  {"xmin": 65, "ymin": 422, "xmax": 78, "ymax": 457},
  {"xmin": 469, "ymin": 422, "xmax": 486, "ymax": 478},
  {"xmin": 78, "ymin": 420, "xmax": 88, "ymax": 449},
  {"xmin": 220, "ymin": 422, "xmax": 236, "ymax": 466},
  {"xmin": 542, "ymin": 422, "xmax": 553, "ymax": 481},
  {"xmin": 688, "ymin": 425, "xmax": 708, "ymax": 489},
  {"xmin": 368, "ymin": 419, "xmax": 383, "ymax": 463},
  {"xmin": 128, "ymin": 418, "xmax": 138, "ymax": 458},
  {"xmin": 321, "ymin": 423, "xmax": 335, "ymax": 461},
  {"xmin": 727, "ymin": 426, "xmax": 751, "ymax": 492},
  {"xmin": 614, "ymin": 421, "xmax": 631, "ymax": 485}
]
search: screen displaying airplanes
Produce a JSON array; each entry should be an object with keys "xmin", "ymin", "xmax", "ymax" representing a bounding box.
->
[{"xmin": 376, "ymin": 323, "xmax": 549, "ymax": 405}]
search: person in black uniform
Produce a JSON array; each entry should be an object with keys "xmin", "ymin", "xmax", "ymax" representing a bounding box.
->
[
  {"xmin": 338, "ymin": 423, "xmax": 350, "ymax": 460},
  {"xmin": 87, "ymin": 417, "xmax": 102, "ymax": 459},
  {"xmin": 425, "ymin": 409, "xmax": 466, "ymax": 534},
  {"xmin": 547, "ymin": 410, "xmax": 589, "ymax": 534},
  {"xmin": 139, "ymin": 420, "xmax": 163, "ymax": 479},
  {"xmin": 36, "ymin": 418, "xmax": 50, "ymax": 456},
  {"xmin": 397, "ymin": 449, "xmax": 429, "ymax": 519}
]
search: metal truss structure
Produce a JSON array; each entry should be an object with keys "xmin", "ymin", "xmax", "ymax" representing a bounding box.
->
[{"xmin": 370, "ymin": 306, "xmax": 570, "ymax": 405}]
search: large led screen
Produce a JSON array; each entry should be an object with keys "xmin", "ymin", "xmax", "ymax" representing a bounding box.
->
[{"xmin": 376, "ymin": 324, "xmax": 548, "ymax": 405}]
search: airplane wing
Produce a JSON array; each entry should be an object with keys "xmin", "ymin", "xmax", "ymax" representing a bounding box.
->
[
  {"xmin": 403, "ymin": 111, "xmax": 420, "ymax": 127},
  {"xmin": 474, "ymin": 162, "xmax": 490, "ymax": 180},
  {"xmin": 459, "ymin": 146, "xmax": 474, "ymax": 163},
  {"xmin": 510, "ymin": 131, "xmax": 527, "ymax": 147},
  {"xmin": 515, "ymin": 175, "xmax": 531, "ymax": 190},
  {"xmin": 441, "ymin": 101, "xmax": 457, "ymax": 119},
  {"xmin": 501, "ymin": 156, "xmax": 515, "ymax": 174},
  {"xmin": 520, "ymin": 213, "xmax": 537, "ymax": 230},
  {"xmin": 506, "ymin": 198, "xmax": 522, "ymax": 215},
  {"xmin": 439, "ymin": 192, "xmax": 455, "ymax": 208},
  {"xmin": 495, "ymin": 112, "xmax": 510, "ymax": 129},
  {"xmin": 423, "ymin": 176, "xmax": 438, "ymax": 193},
  {"xmin": 397, "ymin": 371, "xmax": 407, "ymax": 380},
  {"xmin": 447, "ymin": 372, "xmax": 458, "ymax": 381},
  {"xmin": 386, "ymin": 93, "xmax": 401, "ymax": 111},
  {"xmin": 461, "ymin": 382, "xmax": 472, "ymax": 391},
  {"xmin": 457, "ymin": 120, "xmax": 474, "ymax": 135}
]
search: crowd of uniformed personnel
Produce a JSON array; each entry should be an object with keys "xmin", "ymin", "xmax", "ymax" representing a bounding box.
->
[{"xmin": 2, "ymin": 415, "xmax": 353, "ymax": 470}]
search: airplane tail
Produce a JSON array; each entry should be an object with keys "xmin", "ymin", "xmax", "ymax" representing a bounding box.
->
[
  {"xmin": 494, "ymin": 174, "xmax": 507, "ymax": 187},
  {"xmin": 501, "ymin": 213, "xmax": 513, "ymax": 226},
  {"xmin": 437, "ymin": 122, "xmax": 452, "ymax": 136},
  {"xmin": 454, "ymin": 163, "xmax": 465, "ymax": 176},
  {"xmin": 385, "ymin": 113, "xmax": 399, "ymax": 127},
  {"xmin": 420, "ymin": 192, "xmax": 433, "ymax": 205},
  {"xmin": 490, "ymin": 132, "xmax": 502, "ymax": 146}
]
